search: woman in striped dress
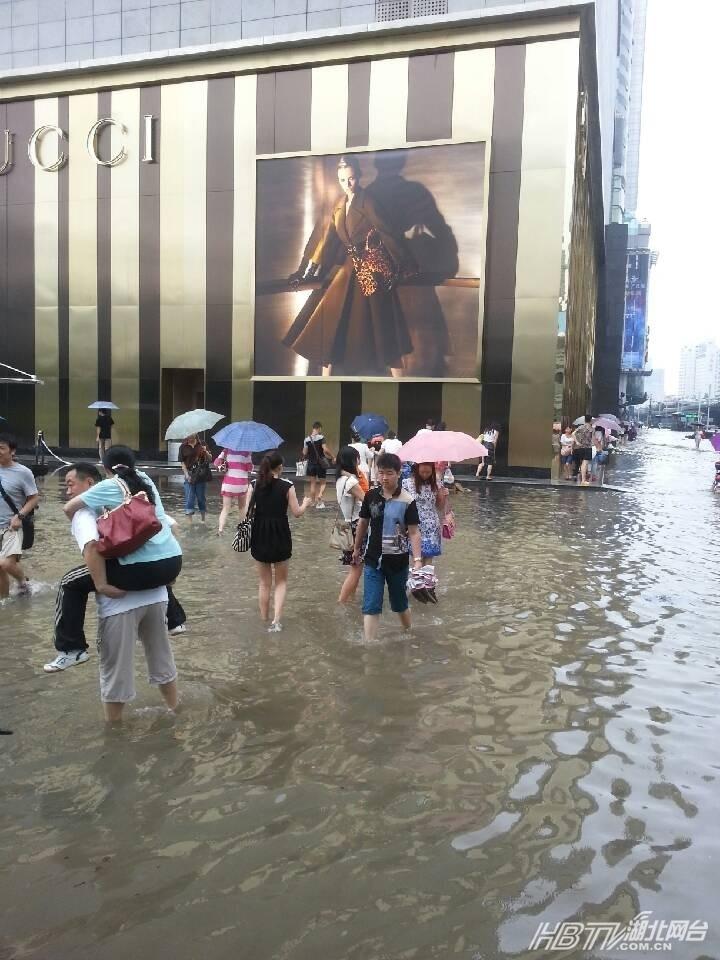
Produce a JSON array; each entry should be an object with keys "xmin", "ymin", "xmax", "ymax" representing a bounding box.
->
[{"xmin": 214, "ymin": 447, "xmax": 253, "ymax": 535}]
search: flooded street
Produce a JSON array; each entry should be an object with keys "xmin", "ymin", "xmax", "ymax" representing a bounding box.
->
[{"xmin": 1, "ymin": 431, "xmax": 719, "ymax": 959}]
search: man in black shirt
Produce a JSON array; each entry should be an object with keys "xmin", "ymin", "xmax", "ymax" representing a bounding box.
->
[
  {"xmin": 95, "ymin": 409, "xmax": 114, "ymax": 461},
  {"xmin": 352, "ymin": 452, "xmax": 422, "ymax": 643}
]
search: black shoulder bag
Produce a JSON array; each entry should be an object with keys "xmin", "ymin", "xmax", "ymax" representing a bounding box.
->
[
  {"xmin": 0, "ymin": 477, "xmax": 35, "ymax": 550},
  {"xmin": 190, "ymin": 456, "xmax": 213, "ymax": 485},
  {"xmin": 232, "ymin": 484, "xmax": 256, "ymax": 554}
]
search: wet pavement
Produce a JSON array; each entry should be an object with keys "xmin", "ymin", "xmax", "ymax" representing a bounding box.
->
[{"xmin": 1, "ymin": 430, "xmax": 718, "ymax": 959}]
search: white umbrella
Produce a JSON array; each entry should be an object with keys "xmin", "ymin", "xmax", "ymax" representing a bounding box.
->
[
  {"xmin": 88, "ymin": 400, "xmax": 119, "ymax": 409},
  {"xmin": 164, "ymin": 409, "xmax": 225, "ymax": 440}
]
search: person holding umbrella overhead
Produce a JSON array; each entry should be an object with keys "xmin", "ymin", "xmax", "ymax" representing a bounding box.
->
[
  {"xmin": 214, "ymin": 445, "xmax": 254, "ymax": 535},
  {"xmin": 88, "ymin": 402, "xmax": 119, "ymax": 461},
  {"xmin": 95, "ymin": 410, "xmax": 114, "ymax": 461},
  {"xmin": 402, "ymin": 461, "xmax": 449, "ymax": 565},
  {"xmin": 212, "ymin": 421, "xmax": 284, "ymax": 531},
  {"xmin": 179, "ymin": 434, "xmax": 212, "ymax": 523}
]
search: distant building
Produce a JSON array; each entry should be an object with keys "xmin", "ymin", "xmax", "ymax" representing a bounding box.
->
[
  {"xmin": 679, "ymin": 342, "xmax": 720, "ymax": 400},
  {"xmin": 593, "ymin": 0, "xmax": 653, "ymax": 416}
]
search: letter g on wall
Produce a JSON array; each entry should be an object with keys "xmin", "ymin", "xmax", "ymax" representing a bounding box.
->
[{"xmin": 27, "ymin": 124, "xmax": 67, "ymax": 172}]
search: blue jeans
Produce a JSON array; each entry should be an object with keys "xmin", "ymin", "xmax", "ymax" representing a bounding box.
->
[
  {"xmin": 184, "ymin": 480, "xmax": 207, "ymax": 515},
  {"xmin": 362, "ymin": 563, "xmax": 409, "ymax": 616}
]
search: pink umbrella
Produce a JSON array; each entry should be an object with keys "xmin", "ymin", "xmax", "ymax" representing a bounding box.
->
[
  {"xmin": 593, "ymin": 417, "xmax": 620, "ymax": 434},
  {"xmin": 398, "ymin": 431, "xmax": 487, "ymax": 463}
]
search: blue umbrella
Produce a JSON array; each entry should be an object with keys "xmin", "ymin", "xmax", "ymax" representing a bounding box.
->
[
  {"xmin": 351, "ymin": 413, "xmax": 389, "ymax": 441},
  {"xmin": 212, "ymin": 420, "xmax": 284, "ymax": 452}
]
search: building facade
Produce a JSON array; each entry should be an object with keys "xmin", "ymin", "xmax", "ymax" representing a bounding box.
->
[
  {"xmin": 0, "ymin": 4, "xmax": 604, "ymax": 470},
  {"xmin": 679, "ymin": 342, "xmax": 720, "ymax": 401},
  {"xmin": 645, "ymin": 367, "xmax": 664, "ymax": 402},
  {"xmin": 592, "ymin": 0, "xmax": 653, "ymax": 416}
]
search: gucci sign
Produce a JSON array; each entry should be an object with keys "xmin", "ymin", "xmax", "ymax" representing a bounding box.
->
[{"xmin": 0, "ymin": 115, "xmax": 155, "ymax": 175}]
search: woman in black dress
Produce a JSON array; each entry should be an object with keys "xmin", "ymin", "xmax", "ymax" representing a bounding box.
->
[{"xmin": 248, "ymin": 450, "xmax": 311, "ymax": 632}]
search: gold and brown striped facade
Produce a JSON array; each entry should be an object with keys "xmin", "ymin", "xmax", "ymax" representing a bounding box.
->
[{"xmin": 0, "ymin": 13, "xmax": 600, "ymax": 470}]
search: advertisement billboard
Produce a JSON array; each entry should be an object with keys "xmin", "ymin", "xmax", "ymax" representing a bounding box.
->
[
  {"xmin": 622, "ymin": 252, "xmax": 649, "ymax": 371},
  {"xmin": 254, "ymin": 142, "xmax": 485, "ymax": 379}
]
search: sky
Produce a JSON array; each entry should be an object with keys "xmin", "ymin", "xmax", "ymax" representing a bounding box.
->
[{"xmin": 636, "ymin": 0, "xmax": 720, "ymax": 393}]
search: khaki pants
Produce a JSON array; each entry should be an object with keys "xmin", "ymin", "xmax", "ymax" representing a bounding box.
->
[{"xmin": 97, "ymin": 602, "xmax": 176, "ymax": 703}]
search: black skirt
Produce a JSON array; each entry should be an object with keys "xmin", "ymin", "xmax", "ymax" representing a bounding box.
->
[{"xmin": 250, "ymin": 517, "xmax": 292, "ymax": 564}]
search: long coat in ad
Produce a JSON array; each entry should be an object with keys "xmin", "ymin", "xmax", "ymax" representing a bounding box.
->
[{"xmin": 282, "ymin": 189, "xmax": 415, "ymax": 375}]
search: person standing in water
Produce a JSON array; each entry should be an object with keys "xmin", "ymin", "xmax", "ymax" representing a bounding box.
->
[
  {"xmin": 179, "ymin": 434, "xmax": 212, "ymax": 523},
  {"xmin": 95, "ymin": 409, "xmax": 114, "ymax": 462},
  {"xmin": 476, "ymin": 423, "xmax": 499, "ymax": 480},
  {"xmin": 352, "ymin": 453, "xmax": 421, "ymax": 643},
  {"xmin": 402, "ymin": 461, "xmax": 448, "ymax": 565},
  {"xmin": 248, "ymin": 451, "xmax": 312, "ymax": 632},
  {"xmin": 303, "ymin": 422, "xmax": 334, "ymax": 509},
  {"xmin": 0, "ymin": 433, "xmax": 38, "ymax": 599},
  {"xmin": 214, "ymin": 446, "xmax": 253, "ymax": 535},
  {"xmin": 335, "ymin": 446, "xmax": 366, "ymax": 604}
]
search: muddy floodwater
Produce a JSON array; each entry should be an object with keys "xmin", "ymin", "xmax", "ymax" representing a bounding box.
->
[{"xmin": 1, "ymin": 431, "xmax": 719, "ymax": 960}]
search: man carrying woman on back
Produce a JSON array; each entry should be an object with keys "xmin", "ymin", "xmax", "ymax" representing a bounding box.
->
[{"xmin": 43, "ymin": 447, "xmax": 185, "ymax": 674}]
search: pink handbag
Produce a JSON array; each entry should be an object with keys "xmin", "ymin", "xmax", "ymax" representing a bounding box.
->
[
  {"xmin": 442, "ymin": 510, "xmax": 456, "ymax": 540},
  {"xmin": 95, "ymin": 477, "xmax": 162, "ymax": 559}
]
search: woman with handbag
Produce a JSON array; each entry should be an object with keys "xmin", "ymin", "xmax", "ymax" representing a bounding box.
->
[
  {"xmin": 303, "ymin": 421, "xmax": 334, "ymax": 509},
  {"xmin": 213, "ymin": 446, "xmax": 253, "ymax": 535},
  {"xmin": 349, "ymin": 431, "xmax": 373, "ymax": 491},
  {"xmin": 335, "ymin": 446, "xmax": 366, "ymax": 604},
  {"xmin": 179, "ymin": 434, "xmax": 211, "ymax": 522},
  {"xmin": 401, "ymin": 462, "xmax": 449, "ymax": 565},
  {"xmin": 247, "ymin": 450, "xmax": 312, "ymax": 632}
]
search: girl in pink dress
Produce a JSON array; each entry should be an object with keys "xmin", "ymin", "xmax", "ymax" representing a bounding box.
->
[{"xmin": 214, "ymin": 448, "xmax": 253, "ymax": 535}]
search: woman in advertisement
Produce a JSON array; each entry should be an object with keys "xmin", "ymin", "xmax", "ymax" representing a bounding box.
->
[{"xmin": 285, "ymin": 156, "xmax": 416, "ymax": 377}]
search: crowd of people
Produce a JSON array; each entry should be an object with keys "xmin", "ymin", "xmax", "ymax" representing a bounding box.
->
[
  {"xmin": 554, "ymin": 415, "xmax": 638, "ymax": 485},
  {"xmin": 0, "ymin": 411, "xmax": 648, "ymax": 721},
  {"xmin": 0, "ymin": 420, "xmax": 466, "ymax": 720}
]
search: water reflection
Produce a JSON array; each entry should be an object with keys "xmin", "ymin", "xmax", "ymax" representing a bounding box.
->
[{"xmin": 1, "ymin": 432, "xmax": 718, "ymax": 958}]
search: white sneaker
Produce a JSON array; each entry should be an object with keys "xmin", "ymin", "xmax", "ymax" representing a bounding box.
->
[
  {"xmin": 268, "ymin": 621, "xmax": 283, "ymax": 633},
  {"xmin": 168, "ymin": 624, "xmax": 187, "ymax": 636},
  {"xmin": 43, "ymin": 650, "xmax": 90, "ymax": 673},
  {"xmin": 315, "ymin": 501, "xmax": 326, "ymax": 510}
]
